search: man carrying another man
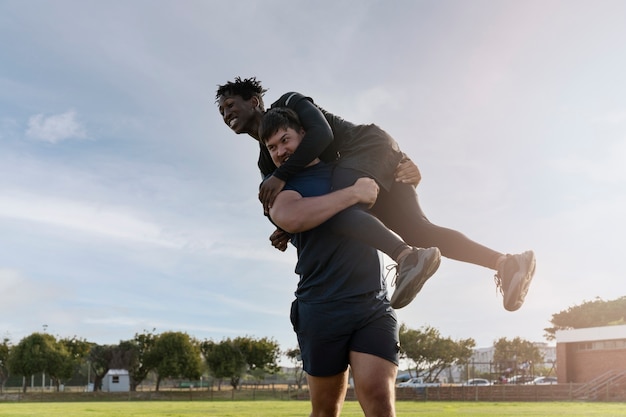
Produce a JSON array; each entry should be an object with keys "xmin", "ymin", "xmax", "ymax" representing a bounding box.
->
[{"xmin": 260, "ymin": 107, "xmax": 400, "ymax": 417}]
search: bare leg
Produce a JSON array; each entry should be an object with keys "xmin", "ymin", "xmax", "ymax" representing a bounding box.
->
[
  {"xmin": 306, "ymin": 370, "xmax": 349, "ymax": 417},
  {"xmin": 350, "ymin": 351, "xmax": 397, "ymax": 417}
]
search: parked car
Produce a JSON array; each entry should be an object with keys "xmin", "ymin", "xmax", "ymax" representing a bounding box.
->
[
  {"xmin": 527, "ymin": 376, "xmax": 557, "ymax": 385},
  {"xmin": 506, "ymin": 375, "xmax": 536, "ymax": 384},
  {"xmin": 396, "ymin": 377, "xmax": 440, "ymax": 388},
  {"xmin": 462, "ymin": 378, "xmax": 491, "ymax": 386}
]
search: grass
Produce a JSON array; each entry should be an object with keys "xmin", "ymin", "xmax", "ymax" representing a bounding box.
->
[{"xmin": 0, "ymin": 401, "xmax": 625, "ymax": 416}]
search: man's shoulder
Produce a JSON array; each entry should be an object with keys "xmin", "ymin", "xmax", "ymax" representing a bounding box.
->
[
  {"xmin": 270, "ymin": 92, "xmax": 313, "ymax": 109},
  {"xmin": 284, "ymin": 162, "xmax": 332, "ymax": 196}
]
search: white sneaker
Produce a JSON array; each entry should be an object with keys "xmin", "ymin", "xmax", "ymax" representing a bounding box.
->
[
  {"xmin": 389, "ymin": 247, "xmax": 441, "ymax": 309},
  {"xmin": 495, "ymin": 250, "xmax": 536, "ymax": 312}
]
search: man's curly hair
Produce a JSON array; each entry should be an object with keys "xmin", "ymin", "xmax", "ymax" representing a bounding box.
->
[{"xmin": 215, "ymin": 76, "xmax": 268, "ymax": 111}]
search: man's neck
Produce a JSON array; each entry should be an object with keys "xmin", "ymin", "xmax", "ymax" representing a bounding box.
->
[{"xmin": 246, "ymin": 112, "xmax": 263, "ymax": 141}]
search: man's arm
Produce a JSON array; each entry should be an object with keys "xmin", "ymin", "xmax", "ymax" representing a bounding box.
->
[
  {"xmin": 270, "ymin": 93, "xmax": 334, "ymax": 182},
  {"xmin": 259, "ymin": 93, "xmax": 334, "ymax": 214},
  {"xmin": 269, "ymin": 177, "xmax": 379, "ymax": 234}
]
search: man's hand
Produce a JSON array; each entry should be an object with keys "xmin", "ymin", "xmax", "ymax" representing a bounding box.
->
[
  {"xmin": 259, "ymin": 175, "xmax": 286, "ymax": 214},
  {"xmin": 394, "ymin": 157, "xmax": 421, "ymax": 187},
  {"xmin": 352, "ymin": 177, "xmax": 380, "ymax": 208},
  {"xmin": 269, "ymin": 228, "xmax": 290, "ymax": 252}
]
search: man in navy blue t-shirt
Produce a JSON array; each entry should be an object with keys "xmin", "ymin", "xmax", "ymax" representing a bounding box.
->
[{"xmin": 260, "ymin": 107, "xmax": 399, "ymax": 417}]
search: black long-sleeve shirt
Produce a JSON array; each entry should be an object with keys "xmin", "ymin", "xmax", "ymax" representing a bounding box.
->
[{"xmin": 261, "ymin": 92, "xmax": 403, "ymax": 191}]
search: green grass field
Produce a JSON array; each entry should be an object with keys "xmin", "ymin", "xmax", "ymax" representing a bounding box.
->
[{"xmin": 0, "ymin": 401, "xmax": 625, "ymax": 416}]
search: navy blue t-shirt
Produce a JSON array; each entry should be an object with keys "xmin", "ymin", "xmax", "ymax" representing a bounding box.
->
[{"xmin": 282, "ymin": 162, "xmax": 383, "ymax": 302}]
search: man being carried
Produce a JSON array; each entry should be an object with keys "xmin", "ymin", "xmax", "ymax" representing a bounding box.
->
[{"xmin": 216, "ymin": 77, "xmax": 536, "ymax": 312}]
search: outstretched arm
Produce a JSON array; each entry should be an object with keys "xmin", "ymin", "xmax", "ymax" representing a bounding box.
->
[
  {"xmin": 269, "ymin": 177, "xmax": 379, "ymax": 234},
  {"xmin": 259, "ymin": 93, "xmax": 333, "ymax": 213}
]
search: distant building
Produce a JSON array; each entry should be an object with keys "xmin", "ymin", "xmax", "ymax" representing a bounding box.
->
[
  {"xmin": 448, "ymin": 343, "xmax": 556, "ymax": 382},
  {"xmin": 102, "ymin": 369, "xmax": 130, "ymax": 392},
  {"xmin": 472, "ymin": 343, "xmax": 555, "ymax": 372},
  {"xmin": 556, "ymin": 324, "xmax": 626, "ymax": 383}
]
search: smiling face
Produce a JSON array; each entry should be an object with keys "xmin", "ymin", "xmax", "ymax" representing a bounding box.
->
[
  {"xmin": 217, "ymin": 93, "xmax": 262, "ymax": 137},
  {"xmin": 265, "ymin": 127, "xmax": 306, "ymax": 167}
]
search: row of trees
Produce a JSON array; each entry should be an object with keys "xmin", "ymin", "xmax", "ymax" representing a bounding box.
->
[
  {"xmin": 393, "ymin": 296, "xmax": 626, "ymax": 381},
  {"xmin": 399, "ymin": 324, "xmax": 475, "ymax": 381},
  {"xmin": 0, "ymin": 330, "xmax": 280, "ymax": 393},
  {"xmin": 1, "ymin": 296, "xmax": 622, "ymax": 392},
  {"xmin": 0, "ymin": 325, "xmax": 480, "ymax": 393}
]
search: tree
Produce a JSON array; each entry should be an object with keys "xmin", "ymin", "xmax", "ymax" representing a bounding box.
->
[
  {"xmin": 148, "ymin": 331, "xmax": 202, "ymax": 391},
  {"xmin": 544, "ymin": 296, "xmax": 626, "ymax": 340},
  {"xmin": 201, "ymin": 336, "xmax": 280, "ymax": 390},
  {"xmin": 284, "ymin": 347, "xmax": 305, "ymax": 389},
  {"xmin": 493, "ymin": 337, "xmax": 543, "ymax": 378},
  {"xmin": 8, "ymin": 333, "xmax": 71, "ymax": 392},
  {"xmin": 57, "ymin": 337, "xmax": 92, "ymax": 389},
  {"xmin": 118, "ymin": 329, "xmax": 157, "ymax": 391},
  {"xmin": 399, "ymin": 324, "xmax": 475, "ymax": 381},
  {"xmin": 88, "ymin": 344, "xmax": 118, "ymax": 391},
  {"xmin": 44, "ymin": 342, "xmax": 73, "ymax": 391},
  {"xmin": 201, "ymin": 339, "xmax": 246, "ymax": 390},
  {"xmin": 232, "ymin": 336, "xmax": 280, "ymax": 376},
  {"xmin": 0, "ymin": 337, "xmax": 10, "ymax": 393}
]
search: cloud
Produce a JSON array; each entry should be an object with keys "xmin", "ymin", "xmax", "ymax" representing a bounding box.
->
[
  {"xmin": 0, "ymin": 269, "xmax": 55, "ymax": 310},
  {"xmin": 0, "ymin": 190, "xmax": 178, "ymax": 247},
  {"xmin": 25, "ymin": 109, "xmax": 87, "ymax": 143}
]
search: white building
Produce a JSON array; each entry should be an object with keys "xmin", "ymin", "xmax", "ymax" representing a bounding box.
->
[{"xmin": 102, "ymin": 369, "xmax": 130, "ymax": 392}]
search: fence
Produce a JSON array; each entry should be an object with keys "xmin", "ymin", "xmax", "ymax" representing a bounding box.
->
[
  {"xmin": 3, "ymin": 380, "xmax": 626, "ymax": 403},
  {"xmin": 391, "ymin": 382, "xmax": 626, "ymax": 402}
]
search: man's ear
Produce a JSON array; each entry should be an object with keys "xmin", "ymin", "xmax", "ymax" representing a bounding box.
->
[{"xmin": 250, "ymin": 96, "xmax": 260, "ymax": 108}]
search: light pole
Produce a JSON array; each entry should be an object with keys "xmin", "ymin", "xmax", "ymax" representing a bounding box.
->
[{"xmin": 42, "ymin": 325, "xmax": 48, "ymax": 391}]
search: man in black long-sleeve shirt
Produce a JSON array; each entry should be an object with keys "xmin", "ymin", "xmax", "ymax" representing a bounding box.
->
[{"xmin": 216, "ymin": 76, "xmax": 536, "ymax": 312}]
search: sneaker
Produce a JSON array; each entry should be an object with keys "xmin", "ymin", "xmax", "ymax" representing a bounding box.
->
[
  {"xmin": 494, "ymin": 250, "xmax": 536, "ymax": 312},
  {"xmin": 389, "ymin": 247, "xmax": 441, "ymax": 309}
]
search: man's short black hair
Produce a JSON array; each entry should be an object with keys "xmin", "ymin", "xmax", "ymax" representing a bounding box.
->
[
  {"xmin": 215, "ymin": 76, "xmax": 267, "ymax": 111},
  {"xmin": 259, "ymin": 107, "xmax": 303, "ymax": 144}
]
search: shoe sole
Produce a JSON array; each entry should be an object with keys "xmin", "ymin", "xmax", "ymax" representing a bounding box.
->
[
  {"xmin": 504, "ymin": 251, "xmax": 536, "ymax": 312},
  {"xmin": 390, "ymin": 247, "xmax": 441, "ymax": 309}
]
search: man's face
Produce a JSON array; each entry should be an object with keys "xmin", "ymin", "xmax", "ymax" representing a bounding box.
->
[
  {"xmin": 217, "ymin": 93, "xmax": 259, "ymax": 135},
  {"xmin": 265, "ymin": 127, "xmax": 305, "ymax": 167}
]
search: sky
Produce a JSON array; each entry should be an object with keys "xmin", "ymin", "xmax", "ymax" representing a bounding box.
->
[{"xmin": 1, "ymin": 0, "xmax": 625, "ymax": 363}]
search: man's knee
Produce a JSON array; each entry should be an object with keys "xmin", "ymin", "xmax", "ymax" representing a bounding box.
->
[{"xmin": 355, "ymin": 384, "xmax": 395, "ymax": 417}]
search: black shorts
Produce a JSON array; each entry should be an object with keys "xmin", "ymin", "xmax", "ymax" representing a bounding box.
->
[
  {"xmin": 290, "ymin": 291, "xmax": 400, "ymax": 377},
  {"xmin": 333, "ymin": 124, "xmax": 403, "ymax": 192}
]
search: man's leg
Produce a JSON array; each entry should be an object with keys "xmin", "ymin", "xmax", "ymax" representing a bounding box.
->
[
  {"xmin": 371, "ymin": 181, "xmax": 501, "ymax": 269},
  {"xmin": 372, "ymin": 181, "xmax": 536, "ymax": 311},
  {"xmin": 350, "ymin": 351, "xmax": 397, "ymax": 417},
  {"xmin": 306, "ymin": 370, "xmax": 349, "ymax": 417},
  {"xmin": 329, "ymin": 166, "xmax": 411, "ymax": 261},
  {"xmin": 329, "ymin": 167, "xmax": 442, "ymax": 308}
]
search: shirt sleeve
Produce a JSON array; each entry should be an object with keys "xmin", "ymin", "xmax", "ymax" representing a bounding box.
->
[
  {"xmin": 270, "ymin": 92, "xmax": 334, "ymax": 182},
  {"xmin": 257, "ymin": 141, "xmax": 277, "ymax": 178}
]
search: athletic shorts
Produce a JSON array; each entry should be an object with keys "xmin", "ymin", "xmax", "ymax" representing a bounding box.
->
[
  {"xmin": 290, "ymin": 291, "xmax": 400, "ymax": 377},
  {"xmin": 333, "ymin": 124, "xmax": 404, "ymax": 192}
]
